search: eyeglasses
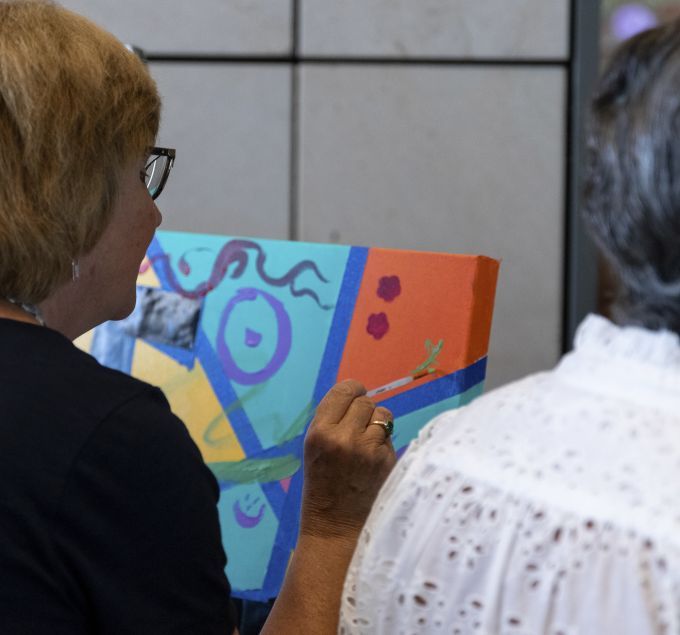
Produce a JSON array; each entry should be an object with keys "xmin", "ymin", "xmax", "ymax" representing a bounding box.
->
[{"xmin": 144, "ymin": 146, "xmax": 175, "ymax": 200}]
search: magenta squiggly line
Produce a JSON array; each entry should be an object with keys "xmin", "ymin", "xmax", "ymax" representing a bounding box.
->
[
  {"xmin": 178, "ymin": 247, "xmax": 212, "ymax": 276},
  {"xmin": 144, "ymin": 239, "xmax": 332, "ymax": 309}
]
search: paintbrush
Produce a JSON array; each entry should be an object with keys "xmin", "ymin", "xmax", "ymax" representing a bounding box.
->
[
  {"xmin": 366, "ymin": 367, "xmax": 437, "ymax": 398},
  {"xmin": 366, "ymin": 338, "xmax": 444, "ymax": 398}
]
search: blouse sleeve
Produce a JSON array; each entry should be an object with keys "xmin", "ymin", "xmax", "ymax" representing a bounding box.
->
[{"xmin": 52, "ymin": 387, "xmax": 237, "ymax": 635}]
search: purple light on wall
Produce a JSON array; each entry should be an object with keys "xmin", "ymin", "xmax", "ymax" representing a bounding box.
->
[{"xmin": 611, "ymin": 4, "xmax": 659, "ymax": 42}]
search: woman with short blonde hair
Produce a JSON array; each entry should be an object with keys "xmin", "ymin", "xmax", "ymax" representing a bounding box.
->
[
  {"xmin": 0, "ymin": 3, "xmax": 395, "ymax": 634},
  {"xmin": 0, "ymin": 0, "xmax": 160, "ymax": 304},
  {"xmin": 341, "ymin": 18, "xmax": 680, "ymax": 635}
]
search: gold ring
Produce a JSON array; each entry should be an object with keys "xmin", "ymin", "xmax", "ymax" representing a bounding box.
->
[{"xmin": 368, "ymin": 419, "xmax": 394, "ymax": 437}]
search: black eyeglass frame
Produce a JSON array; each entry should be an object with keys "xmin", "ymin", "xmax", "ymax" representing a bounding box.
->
[{"xmin": 146, "ymin": 146, "xmax": 176, "ymax": 200}]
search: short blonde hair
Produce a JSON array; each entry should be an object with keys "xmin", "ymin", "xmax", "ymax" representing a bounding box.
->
[{"xmin": 0, "ymin": 0, "xmax": 161, "ymax": 303}]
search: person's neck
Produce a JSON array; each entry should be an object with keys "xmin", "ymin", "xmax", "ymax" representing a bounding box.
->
[
  {"xmin": 0, "ymin": 298, "xmax": 43, "ymax": 327},
  {"xmin": 0, "ymin": 284, "xmax": 99, "ymax": 341},
  {"xmin": 39, "ymin": 288, "xmax": 97, "ymax": 341}
]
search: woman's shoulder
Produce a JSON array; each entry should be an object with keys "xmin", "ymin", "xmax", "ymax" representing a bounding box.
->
[
  {"xmin": 344, "ymin": 452, "xmax": 680, "ymax": 634},
  {"xmin": 406, "ymin": 369, "xmax": 555, "ymax": 455},
  {"xmin": 343, "ymin": 365, "xmax": 680, "ymax": 633},
  {"xmin": 5, "ymin": 319, "xmax": 160, "ymax": 417},
  {"xmin": 0, "ymin": 319, "xmax": 179, "ymax": 472},
  {"xmin": 381, "ymin": 360, "xmax": 680, "ymax": 542}
]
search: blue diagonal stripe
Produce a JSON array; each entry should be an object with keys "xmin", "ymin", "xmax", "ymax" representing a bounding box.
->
[{"xmin": 380, "ymin": 357, "xmax": 487, "ymax": 418}]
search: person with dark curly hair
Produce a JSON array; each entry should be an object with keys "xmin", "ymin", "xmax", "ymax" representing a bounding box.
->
[{"xmin": 340, "ymin": 19, "xmax": 680, "ymax": 635}]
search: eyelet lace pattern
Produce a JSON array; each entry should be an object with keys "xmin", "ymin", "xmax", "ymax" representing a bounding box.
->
[{"xmin": 340, "ymin": 315, "xmax": 680, "ymax": 634}]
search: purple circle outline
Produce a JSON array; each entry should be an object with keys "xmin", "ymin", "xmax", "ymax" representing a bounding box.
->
[{"xmin": 217, "ymin": 287, "xmax": 292, "ymax": 385}]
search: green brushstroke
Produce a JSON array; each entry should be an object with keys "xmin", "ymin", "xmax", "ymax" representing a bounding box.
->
[
  {"xmin": 411, "ymin": 339, "xmax": 444, "ymax": 375},
  {"xmin": 204, "ymin": 412, "xmax": 231, "ymax": 447},
  {"xmin": 204, "ymin": 384, "xmax": 266, "ymax": 447},
  {"xmin": 208, "ymin": 454, "xmax": 301, "ymax": 485},
  {"xmin": 224, "ymin": 384, "xmax": 267, "ymax": 416},
  {"xmin": 275, "ymin": 401, "xmax": 314, "ymax": 444}
]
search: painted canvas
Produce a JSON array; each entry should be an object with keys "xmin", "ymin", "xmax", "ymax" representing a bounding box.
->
[{"xmin": 76, "ymin": 230, "xmax": 499, "ymax": 600}]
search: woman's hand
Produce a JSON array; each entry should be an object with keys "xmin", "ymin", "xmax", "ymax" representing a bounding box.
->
[
  {"xmin": 262, "ymin": 380, "xmax": 396, "ymax": 633},
  {"xmin": 300, "ymin": 379, "xmax": 397, "ymax": 542}
]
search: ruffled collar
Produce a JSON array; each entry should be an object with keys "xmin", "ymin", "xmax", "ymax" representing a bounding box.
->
[
  {"xmin": 574, "ymin": 314, "xmax": 680, "ymax": 368},
  {"xmin": 555, "ymin": 314, "xmax": 680, "ymax": 410}
]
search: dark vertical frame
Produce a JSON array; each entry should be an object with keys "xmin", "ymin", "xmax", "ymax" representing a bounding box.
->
[{"xmin": 563, "ymin": 0, "xmax": 601, "ymax": 350}]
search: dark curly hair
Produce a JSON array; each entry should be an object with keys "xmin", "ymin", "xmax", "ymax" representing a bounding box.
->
[{"xmin": 583, "ymin": 19, "xmax": 680, "ymax": 333}]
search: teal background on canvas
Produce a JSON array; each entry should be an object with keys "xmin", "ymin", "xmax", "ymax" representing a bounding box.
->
[
  {"xmin": 147, "ymin": 231, "xmax": 488, "ymax": 596},
  {"xmin": 217, "ymin": 483, "xmax": 279, "ymax": 592},
  {"xmin": 154, "ymin": 232, "xmax": 352, "ymax": 592},
  {"xmin": 156, "ymin": 232, "xmax": 351, "ymax": 450}
]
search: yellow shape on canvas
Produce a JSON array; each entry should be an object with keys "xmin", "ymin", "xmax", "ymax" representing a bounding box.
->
[
  {"xmin": 137, "ymin": 258, "xmax": 162, "ymax": 288},
  {"xmin": 73, "ymin": 329, "xmax": 94, "ymax": 354},
  {"xmin": 131, "ymin": 339, "xmax": 245, "ymax": 463}
]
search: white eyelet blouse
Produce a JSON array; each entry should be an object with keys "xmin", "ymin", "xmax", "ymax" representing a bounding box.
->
[{"xmin": 340, "ymin": 315, "xmax": 680, "ymax": 635}]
